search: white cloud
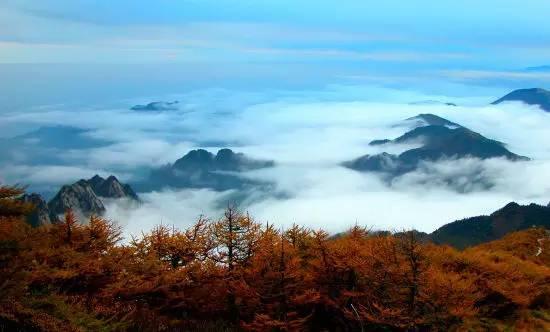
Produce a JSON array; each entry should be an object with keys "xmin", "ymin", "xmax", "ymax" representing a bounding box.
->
[
  {"xmin": 3, "ymin": 84, "xmax": 550, "ymax": 234},
  {"xmin": 0, "ymin": 164, "xmax": 113, "ymax": 185}
]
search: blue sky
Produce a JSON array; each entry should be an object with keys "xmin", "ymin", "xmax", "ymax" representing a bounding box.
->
[
  {"xmin": 2, "ymin": 0, "xmax": 550, "ymax": 68},
  {"xmin": 1, "ymin": 0, "xmax": 550, "ymax": 107}
]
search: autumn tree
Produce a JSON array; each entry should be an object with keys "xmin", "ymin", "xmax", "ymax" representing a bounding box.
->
[
  {"xmin": 0, "ymin": 185, "xmax": 33, "ymax": 254},
  {"xmin": 243, "ymin": 228, "xmax": 310, "ymax": 331},
  {"xmin": 208, "ymin": 206, "xmax": 261, "ymax": 323},
  {"xmin": 1, "ymin": 186, "xmax": 549, "ymax": 331},
  {"xmin": 396, "ymin": 230, "xmax": 427, "ymax": 329},
  {"xmin": 211, "ymin": 206, "xmax": 262, "ymax": 271}
]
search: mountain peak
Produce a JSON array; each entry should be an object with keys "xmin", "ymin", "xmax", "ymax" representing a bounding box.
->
[
  {"xmin": 88, "ymin": 175, "xmax": 138, "ymax": 200},
  {"xmin": 216, "ymin": 148, "xmax": 236, "ymax": 159},
  {"xmin": 404, "ymin": 113, "xmax": 462, "ymax": 128},
  {"xmin": 47, "ymin": 175, "xmax": 138, "ymax": 220},
  {"xmin": 492, "ymin": 88, "xmax": 550, "ymax": 112},
  {"xmin": 173, "ymin": 149, "xmax": 216, "ymax": 170},
  {"xmin": 48, "ymin": 181, "xmax": 105, "ymax": 219},
  {"xmin": 131, "ymin": 101, "xmax": 179, "ymax": 111},
  {"xmin": 348, "ymin": 116, "xmax": 528, "ymax": 178},
  {"xmin": 105, "ymin": 175, "xmax": 119, "ymax": 182},
  {"xmin": 143, "ymin": 148, "xmax": 274, "ymax": 191}
]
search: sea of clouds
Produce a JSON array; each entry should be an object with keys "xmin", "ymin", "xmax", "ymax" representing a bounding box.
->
[{"xmin": 1, "ymin": 85, "xmax": 550, "ymax": 237}]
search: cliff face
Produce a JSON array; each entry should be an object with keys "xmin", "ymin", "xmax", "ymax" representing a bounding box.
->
[
  {"xmin": 47, "ymin": 175, "xmax": 138, "ymax": 221},
  {"xmin": 48, "ymin": 180, "xmax": 105, "ymax": 219},
  {"xmin": 89, "ymin": 175, "xmax": 139, "ymax": 200}
]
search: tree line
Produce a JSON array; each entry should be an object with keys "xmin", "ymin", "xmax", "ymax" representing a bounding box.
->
[{"xmin": 1, "ymin": 185, "xmax": 549, "ymax": 331}]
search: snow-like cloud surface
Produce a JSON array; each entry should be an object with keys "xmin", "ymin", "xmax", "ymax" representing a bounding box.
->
[{"xmin": 2, "ymin": 85, "xmax": 550, "ymax": 236}]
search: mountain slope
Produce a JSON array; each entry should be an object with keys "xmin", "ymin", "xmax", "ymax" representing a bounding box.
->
[
  {"xmin": 430, "ymin": 202, "xmax": 550, "ymax": 249},
  {"xmin": 492, "ymin": 88, "xmax": 550, "ymax": 112},
  {"xmin": 346, "ymin": 114, "xmax": 527, "ymax": 176},
  {"xmin": 403, "ymin": 113, "xmax": 461, "ymax": 128}
]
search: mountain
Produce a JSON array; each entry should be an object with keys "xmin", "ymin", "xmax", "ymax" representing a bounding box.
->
[
  {"xmin": 48, "ymin": 175, "xmax": 138, "ymax": 220},
  {"xmin": 18, "ymin": 193, "xmax": 54, "ymax": 226},
  {"xmin": 89, "ymin": 175, "xmax": 139, "ymax": 200},
  {"xmin": 408, "ymin": 100, "xmax": 457, "ymax": 107},
  {"xmin": 402, "ymin": 113, "xmax": 461, "ymax": 129},
  {"xmin": 131, "ymin": 101, "xmax": 179, "ymax": 111},
  {"xmin": 492, "ymin": 88, "xmax": 550, "ymax": 112},
  {"xmin": 346, "ymin": 114, "xmax": 528, "ymax": 176},
  {"xmin": 140, "ymin": 148, "xmax": 274, "ymax": 191},
  {"xmin": 173, "ymin": 148, "xmax": 273, "ymax": 172},
  {"xmin": 344, "ymin": 152, "xmax": 400, "ymax": 173},
  {"xmin": 430, "ymin": 202, "xmax": 550, "ymax": 249},
  {"xmin": 48, "ymin": 180, "xmax": 105, "ymax": 219}
]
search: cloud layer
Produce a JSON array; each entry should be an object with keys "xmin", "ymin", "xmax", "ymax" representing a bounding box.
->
[{"xmin": 2, "ymin": 85, "xmax": 550, "ymax": 237}]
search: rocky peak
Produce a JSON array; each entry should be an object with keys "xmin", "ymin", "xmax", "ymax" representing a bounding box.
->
[
  {"xmin": 141, "ymin": 148, "xmax": 275, "ymax": 191},
  {"xmin": 48, "ymin": 181, "xmax": 105, "ymax": 220},
  {"xmin": 89, "ymin": 174, "xmax": 139, "ymax": 200},
  {"xmin": 89, "ymin": 174, "xmax": 105, "ymax": 188},
  {"xmin": 173, "ymin": 149, "xmax": 216, "ymax": 170},
  {"xmin": 47, "ymin": 174, "xmax": 138, "ymax": 220}
]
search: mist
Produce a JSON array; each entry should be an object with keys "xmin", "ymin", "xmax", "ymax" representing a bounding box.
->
[{"xmin": 2, "ymin": 84, "xmax": 550, "ymax": 237}]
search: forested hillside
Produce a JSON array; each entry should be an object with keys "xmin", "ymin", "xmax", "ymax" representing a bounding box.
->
[{"xmin": 1, "ymin": 185, "xmax": 549, "ymax": 331}]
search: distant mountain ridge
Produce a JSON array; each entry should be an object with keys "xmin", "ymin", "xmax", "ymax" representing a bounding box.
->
[
  {"xmin": 430, "ymin": 202, "xmax": 550, "ymax": 249},
  {"xmin": 131, "ymin": 101, "xmax": 179, "ymax": 111},
  {"xmin": 0, "ymin": 125, "xmax": 112, "ymax": 166},
  {"xmin": 140, "ymin": 148, "xmax": 275, "ymax": 191},
  {"xmin": 408, "ymin": 100, "xmax": 457, "ymax": 107},
  {"xmin": 345, "ymin": 114, "xmax": 527, "ymax": 177},
  {"xmin": 492, "ymin": 88, "xmax": 550, "ymax": 112}
]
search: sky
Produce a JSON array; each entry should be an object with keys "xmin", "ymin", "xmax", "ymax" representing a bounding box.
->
[
  {"xmin": 1, "ymin": 1, "xmax": 550, "ymax": 236},
  {"xmin": 2, "ymin": 0, "xmax": 550, "ymax": 68},
  {"xmin": 2, "ymin": 0, "xmax": 550, "ymax": 110}
]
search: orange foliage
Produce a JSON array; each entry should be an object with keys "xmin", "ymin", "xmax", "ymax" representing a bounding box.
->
[{"xmin": 1, "ymin": 185, "xmax": 549, "ymax": 331}]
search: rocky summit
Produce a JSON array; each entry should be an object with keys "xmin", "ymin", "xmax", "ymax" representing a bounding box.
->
[
  {"xmin": 47, "ymin": 175, "xmax": 138, "ymax": 220},
  {"xmin": 141, "ymin": 148, "xmax": 274, "ymax": 191}
]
